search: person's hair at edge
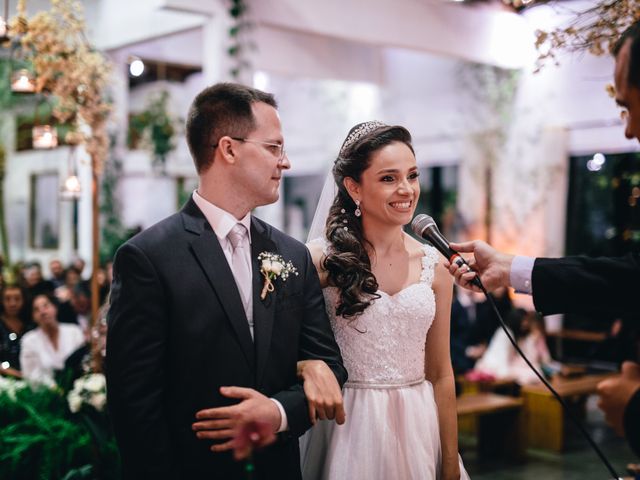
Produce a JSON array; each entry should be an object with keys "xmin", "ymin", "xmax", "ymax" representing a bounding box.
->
[
  {"xmin": 323, "ymin": 122, "xmax": 414, "ymax": 319},
  {"xmin": 614, "ymin": 21, "xmax": 640, "ymax": 88},
  {"xmin": 185, "ymin": 82, "xmax": 278, "ymax": 175}
]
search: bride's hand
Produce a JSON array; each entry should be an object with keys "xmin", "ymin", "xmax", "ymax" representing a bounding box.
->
[{"xmin": 297, "ymin": 360, "xmax": 346, "ymax": 425}]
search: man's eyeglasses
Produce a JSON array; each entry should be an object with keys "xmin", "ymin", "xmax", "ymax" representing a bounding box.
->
[{"xmin": 214, "ymin": 137, "xmax": 287, "ymax": 163}]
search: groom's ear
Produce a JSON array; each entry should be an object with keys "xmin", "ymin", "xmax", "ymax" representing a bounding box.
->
[
  {"xmin": 343, "ymin": 177, "xmax": 360, "ymax": 201},
  {"xmin": 217, "ymin": 136, "xmax": 238, "ymax": 165}
]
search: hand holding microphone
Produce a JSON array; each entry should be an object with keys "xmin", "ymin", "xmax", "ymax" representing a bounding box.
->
[
  {"xmin": 446, "ymin": 240, "xmax": 515, "ymax": 293},
  {"xmin": 410, "ymin": 215, "xmax": 513, "ymax": 293}
]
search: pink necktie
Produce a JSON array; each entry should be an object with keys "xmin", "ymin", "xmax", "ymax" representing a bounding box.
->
[{"xmin": 227, "ymin": 223, "xmax": 253, "ymax": 336}]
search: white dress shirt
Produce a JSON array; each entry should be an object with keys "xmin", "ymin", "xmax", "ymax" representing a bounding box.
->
[
  {"xmin": 510, "ymin": 255, "xmax": 536, "ymax": 294},
  {"xmin": 20, "ymin": 323, "xmax": 85, "ymax": 386},
  {"xmin": 192, "ymin": 191, "xmax": 288, "ymax": 432}
]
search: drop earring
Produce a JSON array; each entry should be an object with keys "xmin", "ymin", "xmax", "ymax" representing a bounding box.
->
[{"xmin": 354, "ymin": 200, "xmax": 362, "ymax": 217}]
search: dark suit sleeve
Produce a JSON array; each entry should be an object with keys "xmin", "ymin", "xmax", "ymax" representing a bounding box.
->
[
  {"xmin": 272, "ymin": 247, "xmax": 347, "ymax": 438},
  {"xmin": 625, "ymin": 389, "xmax": 640, "ymax": 458},
  {"xmin": 106, "ymin": 242, "xmax": 175, "ymax": 478},
  {"xmin": 531, "ymin": 253, "xmax": 640, "ymax": 317}
]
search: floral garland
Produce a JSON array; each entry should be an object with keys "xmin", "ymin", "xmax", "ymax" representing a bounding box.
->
[
  {"xmin": 10, "ymin": 0, "xmax": 111, "ymax": 172},
  {"xmin": 535, "ymin": 0, "xmax": 640, "ymax": 71}
]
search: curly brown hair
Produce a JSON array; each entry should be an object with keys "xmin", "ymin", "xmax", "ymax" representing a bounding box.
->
[{"xmin": 323, "ymin": 122, "xmax": 414, "ymax": 318}]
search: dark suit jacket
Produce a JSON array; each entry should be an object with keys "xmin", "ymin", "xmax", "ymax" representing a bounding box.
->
[
  {"xmin": 625, "ymin": 389, "xmax": 640, "ymax": 457},
  {"xmin": 532, "ymin": 252, "xmax": 640, "ymax": 457},
  {"xmin": 531, "ymin": 253, "xmax": 640, "ymax": 317},
  {"xmin": 106, "ymin": 199, "xmax": 347, "ymax": 480}
]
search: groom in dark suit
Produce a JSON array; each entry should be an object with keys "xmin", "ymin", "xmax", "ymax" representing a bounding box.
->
[{"xmin": 106, "ymin": 83, "xmax": 347, "ymax": 479}]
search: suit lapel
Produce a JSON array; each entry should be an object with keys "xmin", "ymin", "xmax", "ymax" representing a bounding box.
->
[
  {"xmin": 183, "ymin": 200, "xmax": 255, "ymax": 371},
  {"xmin": 251, "ymin": 218, "xmax": 277, "ymax": 387}
]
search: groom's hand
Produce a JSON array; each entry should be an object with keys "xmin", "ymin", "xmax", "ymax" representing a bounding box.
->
[{"xmin": 192, "ymin": 386, "xmax": 281, "ymax": 453}]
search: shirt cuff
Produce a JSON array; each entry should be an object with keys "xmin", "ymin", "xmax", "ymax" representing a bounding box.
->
[
  {"xmin": 510, "ymin": 255, "xmax": 535, "ymax": 295},
  {"xmin": 270, "ymin": 398, "xmax": 289, "ymax": 432}
]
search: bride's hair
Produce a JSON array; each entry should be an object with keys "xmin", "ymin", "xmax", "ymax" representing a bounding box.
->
[{"xmin": 323, "ymin": 123, "xmax": 414, "ymax": 318}]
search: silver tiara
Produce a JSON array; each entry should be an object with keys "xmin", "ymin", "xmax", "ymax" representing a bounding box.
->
[{"xmin": 339, "ymin": 120, "xmax": 387, "ymax": 156}]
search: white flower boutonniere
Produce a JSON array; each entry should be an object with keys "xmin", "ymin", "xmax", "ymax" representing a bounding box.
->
[{"xmin": 258, "ymin": 252, "xmax": 298, "ymax": 300}]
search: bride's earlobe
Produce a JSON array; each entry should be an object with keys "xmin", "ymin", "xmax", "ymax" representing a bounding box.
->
[{"xmin": 343, "ymin": 176, "xmax": 360, "ymax": 198}]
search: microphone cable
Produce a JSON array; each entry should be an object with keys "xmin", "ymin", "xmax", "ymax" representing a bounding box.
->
[
  {"xmin": 410, "ymin": 214, "xmax": 621, "ymax": 478},
  {"xmin": 473, "ymin": 277, "xmax": 622, "ymax": 480}
]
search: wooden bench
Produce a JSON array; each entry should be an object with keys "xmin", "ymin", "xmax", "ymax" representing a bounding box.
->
[
  {"xmin": 546, "ymin": 329, "xmax": 607, "ymax": 360},
  {"xmin": 456, "ymin": 375, "xmax": 518, "ymax": 396},
  {"xmin": 520, "ymin": 373, "xmax": 614, "ymax": 452},
  {"xmin": 457, "ymin": 393, "xmax": 524, "ymax": 461}
]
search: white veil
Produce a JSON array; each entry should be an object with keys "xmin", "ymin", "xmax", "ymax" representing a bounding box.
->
[
  {"xmin": 307, "ymin": 121, "xmax": 388, "ymax": 244},
  {"xmin": 307, "ymin": 171, "xmax": 337, "ymax": 243}
]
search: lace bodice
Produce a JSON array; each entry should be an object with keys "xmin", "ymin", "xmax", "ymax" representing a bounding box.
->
[{"xmin": 322, "ymin": 244, "xmax": 440, "ymax": 386}]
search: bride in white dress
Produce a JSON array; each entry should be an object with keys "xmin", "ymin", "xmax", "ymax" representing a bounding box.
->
[{"xmin": 300, "ymin": 121, "xmax": 469, "ymax": 479}]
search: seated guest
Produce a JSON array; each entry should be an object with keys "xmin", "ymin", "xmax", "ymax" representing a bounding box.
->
[
  {"xmin": 95, "ymin": 265, "xmax": 110, "ymax": 306},
  {"xmin": 48, "ymin": 259, "xmax": 66, "ymax": 288},
  {"xmin": 20, "ymin": 293, "xmax": 85, "ymax": 385},
  {"xmin": 58, "ymin": 281, "xmax": 92, "ymax": 333},
  {"xmin": 71, "ymin": 257, "xmax": 86, "ymax": 279},
  {"xmin": 464, "ymin": 287, "xmax": 514, "ymax": 362},
  {"xmin": 24, "ymin": 262, "xmax": 55, "ymax": 298},
  {"xmin": 54, "ymin": 266, "xmax": 81, "ymax": 303},
  {"xmin": 471, "ymin": 309, "xmax": 552, "ymax": 386},
  {"xmin": 450, "ymin": 287, "xmax": 474, "ymax": 373},
  {"xmin": 0, "ymin": 285, "xmax": 32, "ymax": 377}
]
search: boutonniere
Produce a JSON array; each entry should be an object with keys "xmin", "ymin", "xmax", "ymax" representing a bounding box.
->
[{"xmin": 258, "ymin": 252, "xmax": 298, "ymax": 300}]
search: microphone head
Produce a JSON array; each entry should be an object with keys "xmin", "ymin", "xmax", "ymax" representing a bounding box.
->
[{"xmin": 411, "ymin": 214, "xmax": 435, "ymax": 237}]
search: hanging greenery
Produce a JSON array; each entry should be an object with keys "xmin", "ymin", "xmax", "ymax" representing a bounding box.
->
[
  {"xmin": 127, "ymin": 90, "xmax": 179, "ymax": 172},
  {"xmin": 100, "ymin": 138, "xmax": 128, "ymax": 264},
  {"xmin": 0, "ymin": 59, "xmax": 19, "ymax": 110},
  {"xmin": 0, "ymin": 59, "xmax": 18, "ymax": 266},
  {"xmin": 0, "ymin": 142, "xmax": 8, "ymax": 265},
  {"xmin": 228, "ymin": 0, "xmax": 254, "ymax": 79},
  {"xmin": 458, "ymin": 63, "xmax": 521, "ymax": 242}
]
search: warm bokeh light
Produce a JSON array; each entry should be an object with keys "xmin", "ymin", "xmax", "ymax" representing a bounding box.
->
[{"xmin": 32, "ymin": 125, "xmax": 58, "ymax": 149}]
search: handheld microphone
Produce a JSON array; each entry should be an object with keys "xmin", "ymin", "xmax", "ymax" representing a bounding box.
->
[{"xmin": 410, "ymin": 214, "xmax": 482, "ymax": 288}]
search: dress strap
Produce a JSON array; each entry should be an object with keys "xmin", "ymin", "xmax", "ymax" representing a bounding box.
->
[{"xmin": 419, "ymin": 244, "xmax": 440, "ymax": 285}]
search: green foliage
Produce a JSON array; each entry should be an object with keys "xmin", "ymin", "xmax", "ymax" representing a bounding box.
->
[
  {"xmin": 100, "ymin": 139, "xmax": 128, "ymax": 264},
  {"xmin": 227, "ymin": 0, "xmax": 253, "ymax": 79},
  {"xmin": 567, "ymin": 152, "xmax": 640, "ymax": 257},
  {"xmin": 0, "ymin": 141, "xmax": 8, "ymax": 265},
  {"xmin": 460, "ymin": 63, "xmax": 521, "ymax": 146},
  {"xmin": 127, "ymin": 90, "xmax": 178, "ymax": 171},
  {"xmin": 0, "ymin": 58, "xmax": 23, "ymax": 111},
  {"xmin": 0, "ymin": 376, "xmax": 120, "ymax": 480}
]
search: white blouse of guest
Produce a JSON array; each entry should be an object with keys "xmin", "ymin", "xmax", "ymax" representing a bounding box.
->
[{"xmin": 20, "ymin": 323, "xmax": 85, "ymax": 385}]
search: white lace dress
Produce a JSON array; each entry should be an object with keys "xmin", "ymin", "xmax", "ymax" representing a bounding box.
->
[{"xmin": 301, "ymin": 244, "xmax": 469, "ymax": 479}]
